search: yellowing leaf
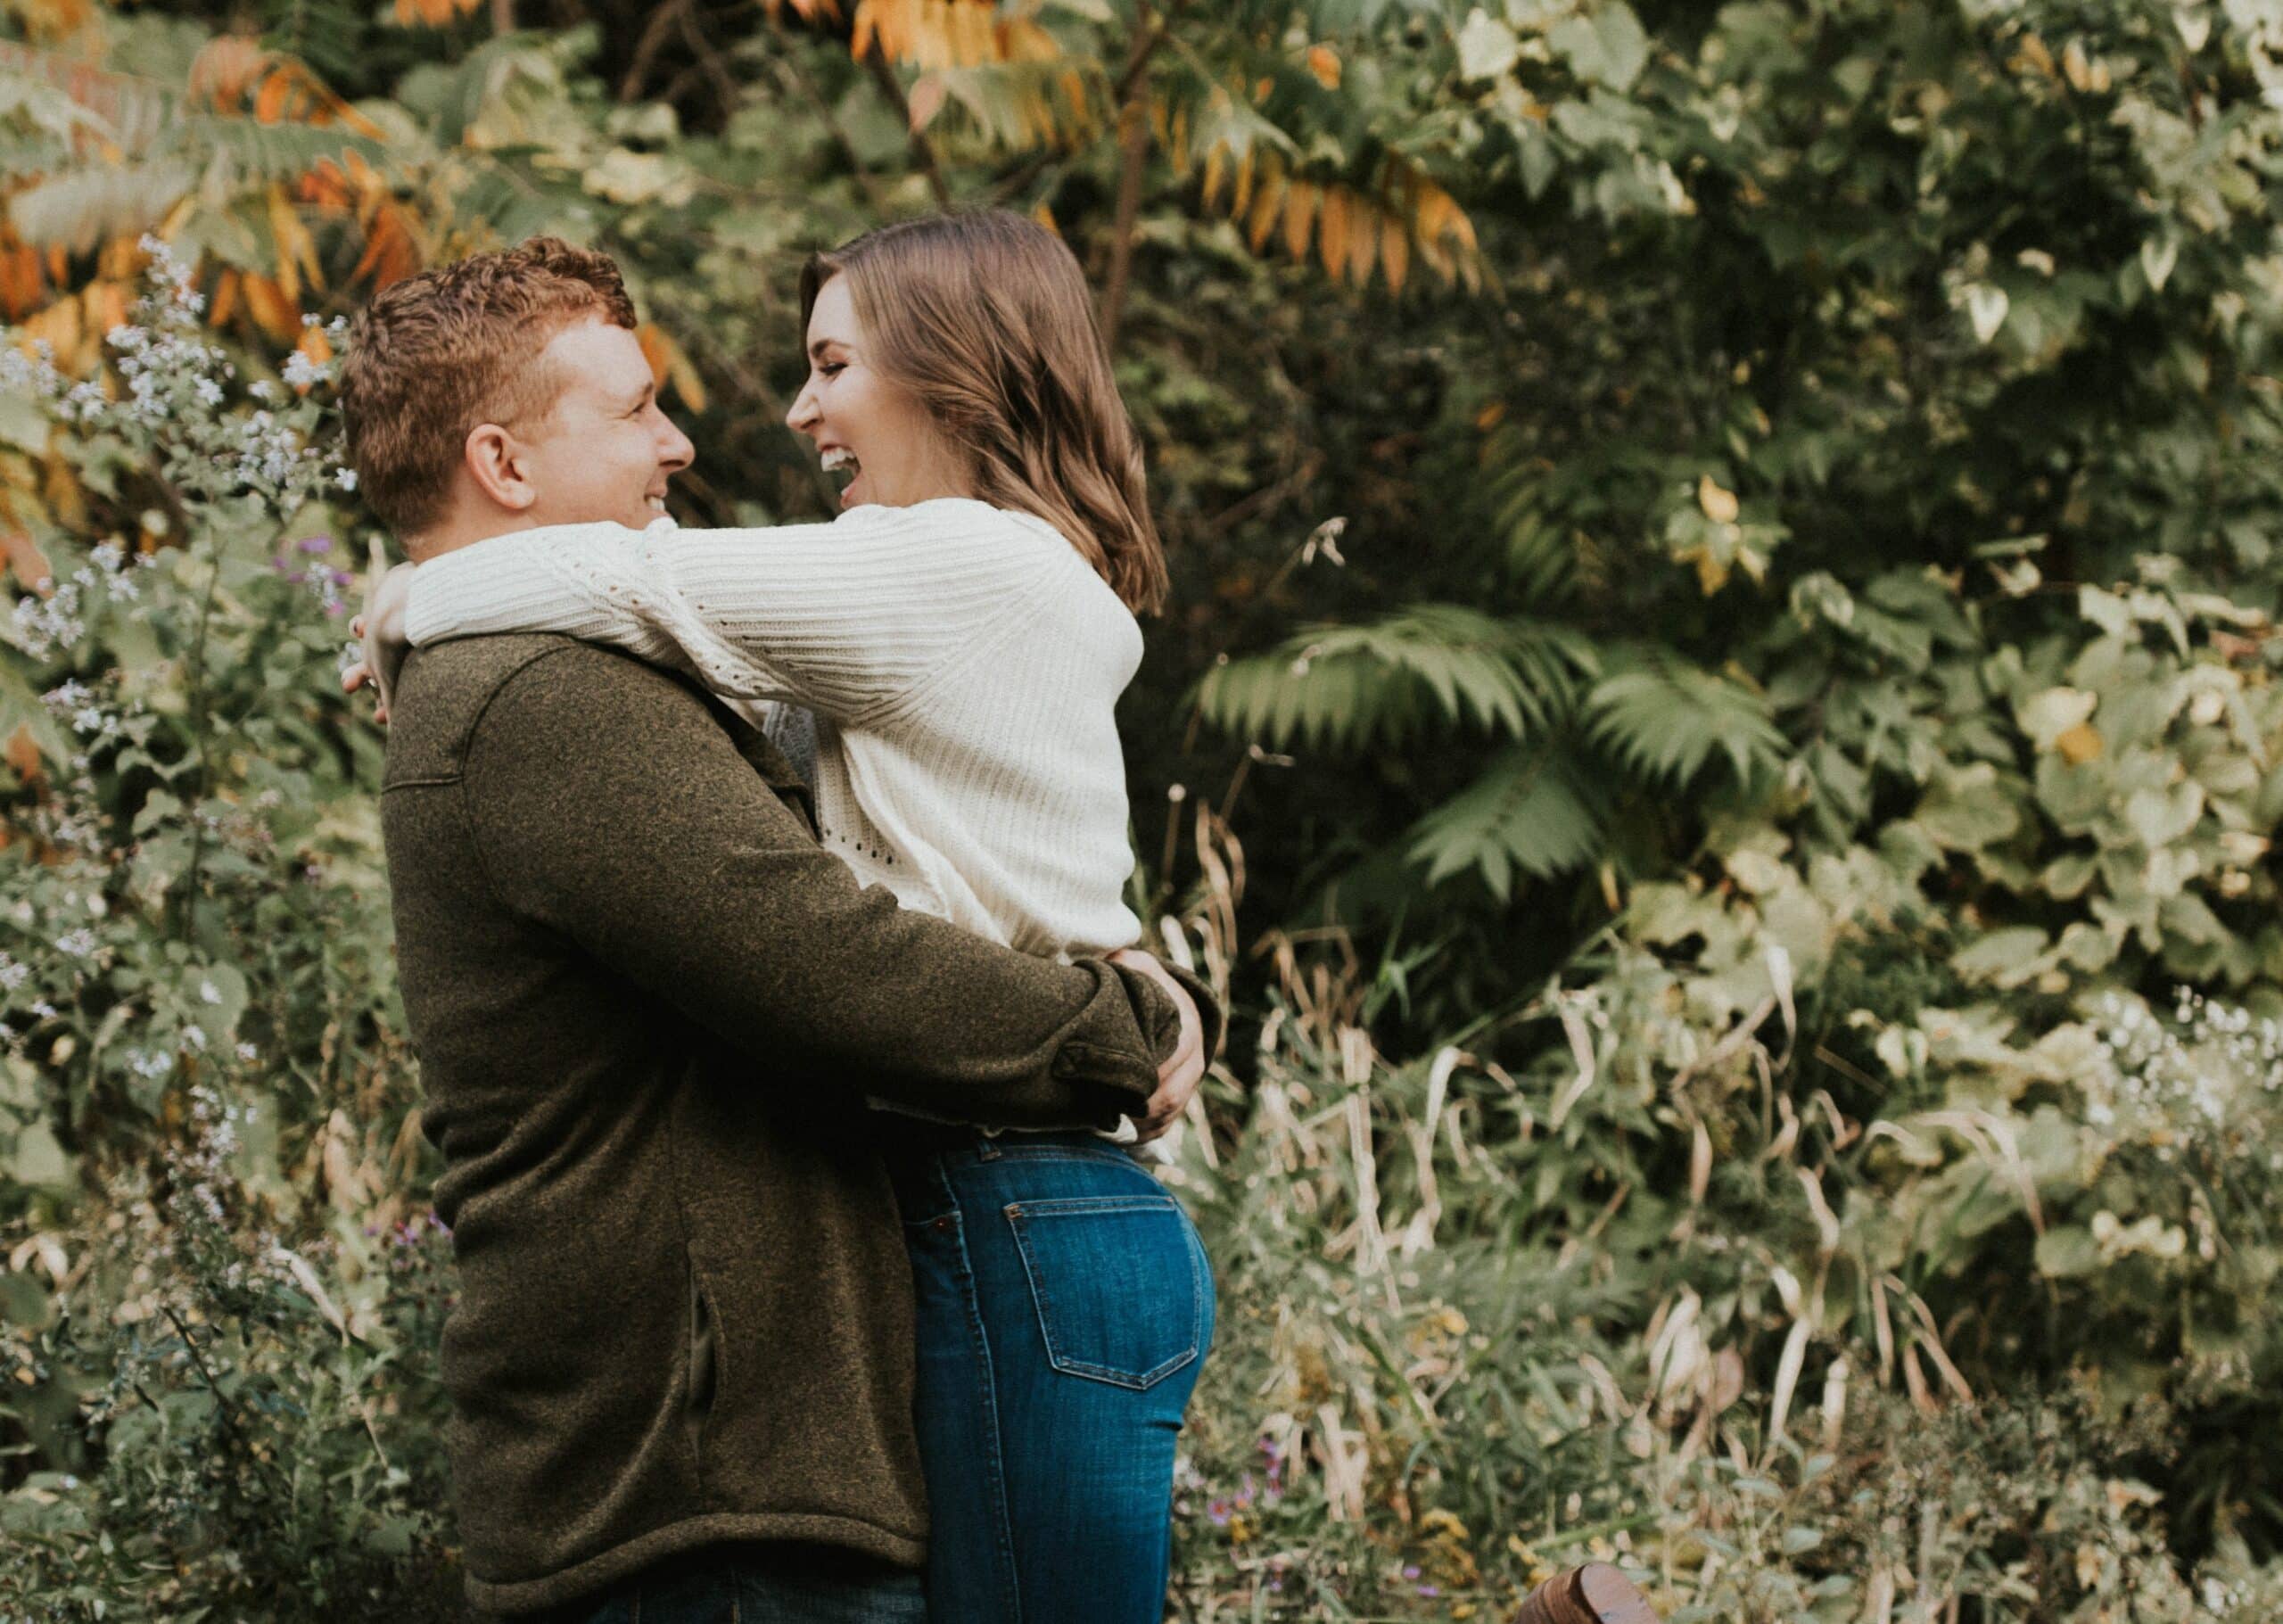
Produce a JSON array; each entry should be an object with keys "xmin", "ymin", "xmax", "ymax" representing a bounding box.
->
[
  {"xmin": 1697, "ymin": 474, "xmax": 1739, "ymax": 523},
  {"xmin": 209, "ymin": 267, "xmax": 242, "ymax": 326},
  {"xmin": 4, "ymin": 724, "xmax": 44, "ymax": 786},
  {"xmin": 2, "ymin": 532, "xmax": 54, "ymax": 595},
  {"xmin": 1200, "ymin": 143, "xmax": 1227, "ymax": 210},
  {"xmin": 1246, "ymin": 165, "xmax": 1288, "ymax": 253},
  {"xmin": 239, "ymin": 272, "xmax": 301, "ymax": 344},
  {"xmin": 2061, "ymin": 40, "xmax": 2109, "ymax": 93},
  {"xmin": 2055, "ymin": 722, "xmax": 2103, "ymax": 764},
  {"xmin": 267, "ymin": 184, "xmax": 302, "ymax": 301},
  {"xmin": 1306, "ymin": 45, "xmax": 1340, "ymax": 89},
  {"xmin": 1318, "ymin": 185, "xmax": 1348, "ymax": 279},
  {"xmin": 1380, "ymin": 210, "xmax": 1409, "ymax": 294},
  {"xmin": 908, "ymin": 73, "xmax": 948, "ymax": 130},
  {"xmin": 1345, "ymin": 194, "xmax": 1379, "ymax": 287},
  {"xmin": 637, "ymin": 323, "xmax": 708, "ymax": 415},
  {"xmin": 1677, "ymin": 543, "xmax": 1729, "ymax": 595},
  {"xmin": 188, "ymin": 37, "xmax": 270, "ymax": 110},
  {"xmin": 1282, "ymin": 180, "xmax": 1319, "ymax": 262},
  {"xmin": 2015, "ymin": 33, "xmax": 2056, "ymax": 78}
]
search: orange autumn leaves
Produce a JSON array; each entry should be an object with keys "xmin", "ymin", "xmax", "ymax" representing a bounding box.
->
[
  {"xmin": 1204, "ymin": 144, "xmax": 1479, "ymax": 296},
  {"xmin": 837, "ymin": 0, "xmax": 1480, "ymax": 294},
  {"xmin": 391, "ymin": 0, "xmax": 486, "ymax": 28}
]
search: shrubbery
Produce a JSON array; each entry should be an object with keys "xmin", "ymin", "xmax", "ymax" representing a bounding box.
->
[{"xmin": 4, "ymin": 0, "xmax": 2283, "ymax": 1618}]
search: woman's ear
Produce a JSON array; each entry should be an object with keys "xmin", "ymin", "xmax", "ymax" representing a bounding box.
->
[{"xmin": 464, "ymin": 423, "xmax": 538, "ymax": 512}]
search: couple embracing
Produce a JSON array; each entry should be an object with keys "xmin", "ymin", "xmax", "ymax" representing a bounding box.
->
[{"xmin": 342, "ymin": 215, "xmax": 1221, "ymax": 1623}]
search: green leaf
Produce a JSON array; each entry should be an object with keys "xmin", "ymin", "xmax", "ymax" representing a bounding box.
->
[
  {"xmin": 2034, "ymin": 1225, "xmax": 2101, "ymax": 1281},
  {"xmin": 1549, "ymin": 4, "xmax": 1649, "ymax": 90},
  {"xmin": 1407, "ymin": 745, "xmax": 1603, "ymax": 900},
  {"xmin": 1456, "ymin": 10, "xmax": 1522, "ymax": 80},
  {"xmin": 1582, "ymin": 647, "xmax": 1784, "ymax": 787},
  {"xmin": 1914, "ymin": 763, "xmax": 2020, "ymax": 853},
  {"xmin": 1195, "ymin": 608, "xmax": 1596, "ymax": 753},
  {"xmin": 1950, "ymin": 927, "xmax": 2050, "ymax": 986},
  {"xmin": 4, "ymin": 1118, "xmax": 73, "ymax": 1191}
]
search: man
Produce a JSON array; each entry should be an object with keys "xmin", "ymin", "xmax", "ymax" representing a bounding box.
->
[{"xmin": 340, "ymin": 237, "xmax": 1212, "ymax": 1620}]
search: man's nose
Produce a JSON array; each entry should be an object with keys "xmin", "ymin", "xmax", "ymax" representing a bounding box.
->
[{"xmin": 658, "ymin": 416, "xmax": 696, "ymax": 473}]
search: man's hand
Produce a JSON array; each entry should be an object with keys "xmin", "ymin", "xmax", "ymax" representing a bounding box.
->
[
  {"xmin": 342, "ymin": 554, "xmax": 416, "ymax": 725},
  {"xmin": 1109, "ymin": 947, "xmax": 1204, "ymax": 1142}
]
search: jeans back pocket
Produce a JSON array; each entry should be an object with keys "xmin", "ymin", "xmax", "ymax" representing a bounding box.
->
[{"xmin": 1004, "ymin": 1194, "xmax": 1206, "ymax": 1390}]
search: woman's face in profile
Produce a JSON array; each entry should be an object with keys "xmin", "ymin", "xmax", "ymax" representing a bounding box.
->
[{"xmin": 788, "ymin": 274, "xmax": 969, "ymax": 512}]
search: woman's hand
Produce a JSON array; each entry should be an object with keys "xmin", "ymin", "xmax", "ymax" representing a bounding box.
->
[
  {"xmin": 1108, "ymin": 947, "xmax": 1205, "ymax": 1142},
  {"xmin": 342, "ymin": 549, "xmax": 416, "ymax": 725}
]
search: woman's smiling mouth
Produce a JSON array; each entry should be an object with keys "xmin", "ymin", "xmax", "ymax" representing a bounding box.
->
[{"xmin": 820, "ymin": 445, "xmax": 863, "ymax": 506}]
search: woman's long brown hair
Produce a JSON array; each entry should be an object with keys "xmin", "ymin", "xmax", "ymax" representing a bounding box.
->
[{"xmin": 799, "ymin": 211, "xmax": 1170, "ymax": 615}]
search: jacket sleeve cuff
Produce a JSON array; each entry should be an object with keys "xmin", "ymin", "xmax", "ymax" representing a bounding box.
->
[{"xmin": 1107, "ymin": 957, "xmax": 1226, "ymax": 1068}]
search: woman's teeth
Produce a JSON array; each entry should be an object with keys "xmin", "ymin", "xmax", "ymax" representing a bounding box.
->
[{"xmin": 820, "ymin": 448, "xmax": 858, "ymax": 474}]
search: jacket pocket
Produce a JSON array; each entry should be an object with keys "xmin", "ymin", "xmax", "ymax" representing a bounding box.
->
[
  {"xmin": 683, "ymin": 1256, "xmax": 719, "ymax": 1473},
  {"xmin": 1004, "ymin": 1193, "xmax": 1205, "ymax": 1389}
]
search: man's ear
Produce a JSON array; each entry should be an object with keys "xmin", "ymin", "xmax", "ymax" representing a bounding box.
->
[{"xmin": 464, "ymin": 423, "xmax": 538, "ymax": 512}]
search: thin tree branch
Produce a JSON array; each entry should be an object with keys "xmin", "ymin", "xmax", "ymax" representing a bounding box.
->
[
  {"xmin": 1097, "ymin": 0, "xmax": 1186, "ymax": 351},
  {"xmin": 1097, "ymin": 103, "xmax": 1152, "ymax": 351},
  {"xmin": 619, "ymin": 0, "xmax": 685, "ymax": 103},
  {"xmin": 675, "ymin": 0, "xmax": 744, "ymax": 120}
]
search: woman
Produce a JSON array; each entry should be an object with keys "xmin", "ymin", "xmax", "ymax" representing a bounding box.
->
[{"xmin": 359, "ymin": 210, "xmax": 1214, "ymax": 1624}]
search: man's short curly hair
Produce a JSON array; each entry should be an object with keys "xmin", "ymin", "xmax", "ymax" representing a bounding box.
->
[{"xmin": 339, "ymin": 237, "xmax": 638, "ymax": 536}]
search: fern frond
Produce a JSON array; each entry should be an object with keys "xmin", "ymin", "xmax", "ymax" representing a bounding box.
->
[
  {"xmin": 1482, "ymin": 429, "xmax": 1577, "ymax": 601},
  {"xmin": 1583, "ymin": 645, "xmax": 1785, "ymax": 787},
  {"xmin": 1408, "ymin": 743, "xmax": 1603, "ymax": 901},
  {"xmin": 177, "ymin": 115, "xmax": 389, "ymax": 185},
  {"xmin": 1195, "ymin": 607, "xmax": 1598, "ymax": 753},
  {"xmin": 8, "ymin": 160, "xmax": 196, "ymax": 251}
]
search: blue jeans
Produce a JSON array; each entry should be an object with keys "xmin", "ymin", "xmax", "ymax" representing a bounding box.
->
[
  {"xmin": 887, "ymin": 1128, "xmax": 1216, "ymax": 1624},
  {"xmin": 546, "ymin": 1546, "xmax": 927, "ymax": 1623}
]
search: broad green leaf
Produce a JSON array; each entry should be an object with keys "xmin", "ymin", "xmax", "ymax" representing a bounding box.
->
[
  {"xmin": 1456, "ymin": 10, "xmax": 1522, "ymax": 79},
  {"xmin": 2035, "ymin": 1225, "xmax": 2101, "ymax": 1280},
  {"xmin": 1915, "ymin": 764, "xmax": 2020, "ymax": 853},
  {"xmin": 1549, "ymin": 4, "xmax": 1649, "ymax": 90},
  {"xmin": 1951, "ymin": 927, "xmax": 2050, "ymax": 986}
]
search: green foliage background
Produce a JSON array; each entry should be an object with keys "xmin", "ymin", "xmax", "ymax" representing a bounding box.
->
[{"xmin": 2, "ymin": 0, "xmax": 2282, "ymax": 1618}]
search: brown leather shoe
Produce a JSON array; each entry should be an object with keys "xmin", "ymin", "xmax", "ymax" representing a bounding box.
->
[{"xmin": 1513, "ymin": 1562, "xmax": 1660, "ymax": 1624}]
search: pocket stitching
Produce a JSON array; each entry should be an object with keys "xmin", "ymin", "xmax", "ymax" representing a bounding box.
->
[{"xmin": 1006, "ymin": 1196, "xmax": 1203, "ymax": 1390}]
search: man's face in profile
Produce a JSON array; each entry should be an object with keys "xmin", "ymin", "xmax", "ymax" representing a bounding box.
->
[{"xmin": 513, "ymin": 315, "xmax": 695, "ymax": 532}]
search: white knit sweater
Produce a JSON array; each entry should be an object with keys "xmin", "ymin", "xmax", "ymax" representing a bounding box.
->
[{"xmin": 404, "ymin": 499, "xmax": 1146, "ymax": 958}]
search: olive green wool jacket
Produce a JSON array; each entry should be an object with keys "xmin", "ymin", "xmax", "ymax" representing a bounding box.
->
[{"xmin": 380, "ymin": 635, "xmax": 1193, "ymax": 1616}]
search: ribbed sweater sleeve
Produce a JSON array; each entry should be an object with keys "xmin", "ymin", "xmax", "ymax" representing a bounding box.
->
[
  {"xmin": 404, "ymin": 503, "xmax": 1046, "ymax": 722},
  {"xmin": 403, "ymin": 498, "xmax": 1149, "ymax": 960}
]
